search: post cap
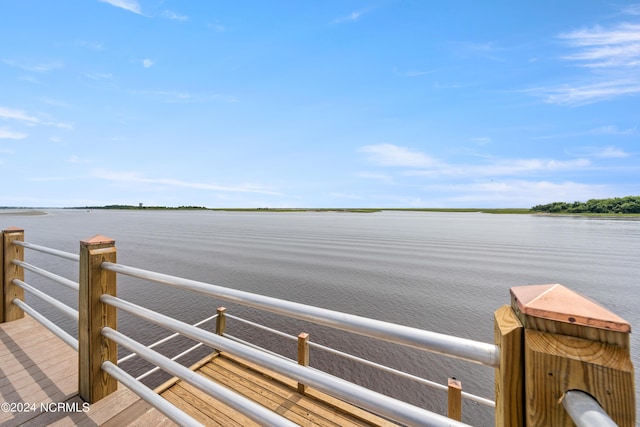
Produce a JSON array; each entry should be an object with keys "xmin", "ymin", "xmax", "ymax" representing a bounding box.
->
[
  {"xmin": 511, "ymin": 284, "xmax": 630, "ymax": 333},
  {"xmin": 80, "ymin": 235, "xmax": 115, "ymax": 245}
]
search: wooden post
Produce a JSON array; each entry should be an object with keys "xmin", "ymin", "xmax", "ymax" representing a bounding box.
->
[
  {"xmin": 297, "ymin": 332, "xmax": 309, "ymax": 393},
  {"xmin": 511, "ymin": 284, "xmax": 635, "ymax": 427},
  {"xmin": 447, "ymin": 377, "xmax": 462, "ymax": 421},
  {"xmin": 216, "ymin": 307, "xmax": 226, "ymax": 336},
  {"xmin": 79, "ymin": 235, "xmax": 117, "ymax": 403},
  {"xmin": 494, "ymin": 304, "xmax": 524, "ymax": 427},
  {"xmin": 2, "ymin": 228, "xmax": 25, "ymax": 322}
]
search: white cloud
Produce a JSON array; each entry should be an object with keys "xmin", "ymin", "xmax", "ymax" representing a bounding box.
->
[
  {"xmin": 359, "ymin": 143, "xmax": 440, "ymax": 168},
  {"xmin": 68, "ymin": 155, "xmax": 92, "ymax": 164},
  {"xmin": 0, "ymin": 106, "xmax": 72, "ymax": 130},
  {"xmin": 208, "ymin": 22, "xmax": 226, "ymax": 32},
  {"xmin": 3, "ymin": 60, "xmax": 63, "ymax": 72},
  {"xmin": 331, "ymin": 10, "xmax": 364, "ymax": 24},
  {"xmin": 354, "ymin": 172, "xmax": 392, "ymax": 181},
  {"xmin": 532, "ymin": 17, "xmax": 640, "ymax": 105},
  {"xmin": 0, "ymin": 107, "xmax": 40, "ymax": 123},
  {"xmin": 99, "ymin": 0, "xmax": 142, "ymax": 15},
  {"xmin": 470, "ymin": 137, "xmax": 491, "ymax": 145},
  {"xmin": 593, "ymin": 146, "xmax": 631, "ymax": 158},
  {"xmin": 531, "ymin": 79, "xmax": 640, "ymax": 106},
  {"xmin": 92, "ymin": 170, "xmax": 283, "ymax": 195},
  {"xmin": 142, "ymin": 59, "xmax": 154, "ymax": 68},
  {"xmin": 435, "ymin": 180, "xmax": 610, "ymax": 206},
  {"xmin": 0, "ymin": 129, "xmax": 28, "ymax": 139},
  {"xmin": 359, "ymin": 144, "xmax": 592, "ymax": 178},
  {"xmin": 163, "ymin": 10, "xmax": 188, "ymax": 21}
]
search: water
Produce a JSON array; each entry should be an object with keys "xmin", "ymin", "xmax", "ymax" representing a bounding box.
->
[{"xmin": 2, "ymin": 209, "xmax": 638, "ymax": 425}]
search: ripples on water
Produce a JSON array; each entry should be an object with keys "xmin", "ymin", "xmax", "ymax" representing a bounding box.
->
[{"xmin": 2, "ymin": 209, "xmax": 639, "ymax": 426}]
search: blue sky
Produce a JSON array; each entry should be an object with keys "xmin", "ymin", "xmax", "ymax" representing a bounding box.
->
[{"xmin": 1, "ymin": 1, "xmax": 639, "ymax": 208}]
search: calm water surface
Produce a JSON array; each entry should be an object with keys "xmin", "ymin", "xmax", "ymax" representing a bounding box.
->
[{"xmin": 2, "ymin": 210, "xmax": 638, "ymax": 425}]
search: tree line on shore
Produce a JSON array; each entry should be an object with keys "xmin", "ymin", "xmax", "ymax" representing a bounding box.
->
[{"xmin": 531, "ymin": 196, "xmax": 640, "ymax": 214}]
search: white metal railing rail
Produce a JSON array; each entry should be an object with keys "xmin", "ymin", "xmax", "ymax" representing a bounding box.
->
[
  {"xmin": 101, "ymin": 360, "xmax": 204, "ymax": 427},
  {"xmin": 12, "ymin": 240, "xmax": 80, "ymax": 262},
  {"xmin": 101, "ymin": 293, "xmax": 471, "ymax": 427},
  {"xmin": 12, "ymin": 259, "xmax": 79, "ymax": 290},
  {"xmin": 225, "ymin": 312, "xmax": 495, "ymax": 407},
  {"xmin": 101, "ymin": 261, "xmax": 500, "ymax": 368},
  {"xmin": 12, "ymin": 279, "xmax": 78, "ymax": 321},
  {"xmin": 562, "ymin": 390, "xmax": 619, "ymax": 427},
  {"xmin": 12, "ymin": 298, "xmax": 78, "ymax": 351}
]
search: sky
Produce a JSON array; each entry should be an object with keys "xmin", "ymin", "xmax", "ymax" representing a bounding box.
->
[{"xmin": 1, "ymin": 1, "xmax": 639, "ymax": 208}]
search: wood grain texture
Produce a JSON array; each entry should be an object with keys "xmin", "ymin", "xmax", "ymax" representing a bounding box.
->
[
  {"xmin": 525, "ymin": 329, "xmax": 635, "ymax": 427},
  {"xmin": 494, "ymin": 304, "xmax": 524, "ymax": 427},
  {"xmin": 78, "ymin": 237, "xmax": 117, "ymax": 403},
  {"xmin": 3, "ymin": 228, "xmax": 24, "ymax": 322}
]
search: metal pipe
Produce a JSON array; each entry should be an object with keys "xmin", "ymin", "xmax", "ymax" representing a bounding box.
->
[
  {"xmin": 225, "ymin": 313, "xmax": 298, "ymax": 341},
  {"xmin": 562, "ymin": 390, "xmax": 618, "ymax": 427},
  {"xmin": 13, "ymin": 279, "xmax": 78, "ymax": 321},
  {"xmin": 101, "ymin": 361, "xmax": 203, "ymax": 427},
  {"xmin": 135, "ymin": 342, "xmax": 204, "ymax": 381},
  {"xmin": 12, "ymin": 241, "xmax": 79, "ymax": 262},
  {"xmin": 119, "ymin": 314, "xmax": 217, "ymax": 364},
  {"xmin": 101, "ymin": 294, "xmax": 471, "ymax": 427},
  {"xmin": 101, "ymin": 327, "xmax": 299, "ymax": 427},
  {"xmin": 101, "ymin": 261, "xmax": 499, "ymax": 367},
  {"xmin": 12, "ymin": 260, "xmax": 79, "ymax": 291},
  {"xmin": 308, "ymin": 340, "xmax": 495, "ymax": 407},
  {"xmin": 12, "ymin": 299, "xmax": 78, "ymax": 351}
]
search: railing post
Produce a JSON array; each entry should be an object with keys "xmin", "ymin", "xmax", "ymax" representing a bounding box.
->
[
  {"xmin": 447, "ymin": 377, "xmax": 462, "ymax": 421},
  {"xmin": 2, "ymin": 227, "xmax": 25, "ymax": 323},
  {"xmin": 216, "ymin": 307, "xmax": 226, "ymax": 336},
  {"xmin": 511, "ymin": 284, "xmax": 635, "ymax": 427},
  {"xmin": 494, "ymin": 304, "xmax": 524, "ymax": 427},
  {"xmin": 79, "ymin": 235, "xmax": 117, "ymax": 403},
  {"xmin": 297, "ymin": 332, "xmax": 309, "ymax": 393}
]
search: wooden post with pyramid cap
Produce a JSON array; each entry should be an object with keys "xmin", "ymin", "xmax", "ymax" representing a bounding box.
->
[
  {"xmin": 2, "ymin": 228, "xmax": 25, "ymax": 323},
  {"xmin": 510, "ymin": 284, "xmax": 635, "ymax": 427},
  {"xmin": 79, "ymin": 235, "xmax": 118, "ymax": 403}
]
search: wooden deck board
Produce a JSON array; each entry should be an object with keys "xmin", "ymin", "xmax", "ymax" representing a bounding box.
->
[{"xmin": 161, "ymin": 351, "xmax": 397, "ymax": 427}]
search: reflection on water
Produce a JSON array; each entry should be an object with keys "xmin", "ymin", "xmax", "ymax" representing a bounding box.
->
[{"xmin": 3, "ymin": 209, "xmax": 639, "ymax": 425}]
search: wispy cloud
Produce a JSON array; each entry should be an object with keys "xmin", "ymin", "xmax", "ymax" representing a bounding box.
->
[
  {"xmin": 92, "ymin": 170, "xmax": 283, "ymax": 195},
  {"xmin": 559, "ymin": 23, "xmax": 640, "ymax": 68},
  {"xmin": 331, "ymin": 9, "xmax": 367, "ymax": 24},
  {"xmin": 0, "ymin": 106, "xmax": 72, "ymax": 130},
  {"xmin": 531, "ymin": 11, "xmax": 640, "ymax": 105},
  {"xmin": 208, "ymin": 22, "xmax": 226, "ymax": 32},
  {"xmin": 0, "ymin": 128, "xmax": 28, "ymax": 140},
  {"xmin": 3, "ymin": 59, "xmax": 63, "ymax": 72},
  {"xmin": 359, "ymin": 143, "xmax": 439, "ymax": 168},
  {"xmin": 99, "ymin": 0, "xmax": 142, "ymax": 15},
  {"xmin": 392, "ymin": 66, "xmax": 434, "ymax": 78},
  {"xmin": 68, "ymin": 155, "xmax": 92, "ymax": 164},
  {"xmin": 0, "ymin": 107, "xmax": 40, "ymax": 123},
  {"xmin": 470, "ymin": 137, "xmax": 491, "ymax": 145},
  {"xmin": 359, "ymin": 143, "xmax": 592, "ymax": 178},
  {"xmin": 163, "ymin": 10, "xmax": 188, "ymax": 21},
  {"xmin": 142, "ymin": 58, "xmax": 154, "ymax": 68}
]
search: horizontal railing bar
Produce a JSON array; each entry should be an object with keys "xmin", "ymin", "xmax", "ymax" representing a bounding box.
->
[
  {"xmin": 101, "ymin": 294, "xmax": 471, "ymax": 427},
  {"xmin": 562, "ymin": 390, "xmax": 618, "ymax": 427},
  {"xmin": 13, "ymin": 279, "xmax": 78, "ymax": 322},
  {"xmin": 101, "ymin": 261, "xmax": 499, "ymax": 368},
  {"xmin": 13, "ymin": 259, "xmax": 79, "ymax": 291},
  {"xmin": 225, "ymin": 313, "xmax": 298, "ymax": 341},
  {"xmin": 135, "ymin": 342, "xmax": 205, "ymax": 381},
  {"xmin": 102, "ymin": 327, "xmax": 299, "ymax": 427},
  {"xmin": 12, "ymin": 241, "xmax": 80, "ymax": 262},
  {"xmin": 12, "ymin": 299, "xmax": 78, "ymax": 351},
  {"xmin": 101, "ymin": 360, "xmax": 203, "ymax": 427},
  {"xmin": 119, "ymin": 314, "xmax": 217, "ymax": 364},
  {"xmin": 308, "ymin": 340, "xmax": 495, "ymax": 407}
]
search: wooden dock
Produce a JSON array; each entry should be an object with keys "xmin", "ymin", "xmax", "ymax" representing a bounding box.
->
[{"xmin": 1, "ymin": 315, "xmax": 395, "ymax": 426}]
